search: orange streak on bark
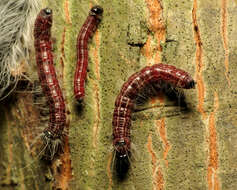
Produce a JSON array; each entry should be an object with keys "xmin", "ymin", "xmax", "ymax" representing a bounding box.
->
[
  {"xmin": 150, "ymin": 93, "xmax": 169, "ymax": 169},
  {"xmin": 221, "ymin": 0, "xmax": 231, "ymax": 86},
  {"xmin": 196, "ymin": 74, "xmax": 206, "ymax": 118},
  {"xmin": 156, "ymin": 167, "xmax": 164, "ymax": 190},
  {"xmin": 145, "ymin": 0, "xmax": 165, "ymax": 33},
  {"xmin": 64, "ymin": 0, "xmax": 71, "ymax": 24},
  {"xmin": 147, "ymin": 134, "xmax": 164, "ymax": 190},
  {"xmin": 94, "ymin": 31, "xmax": 100, "ymax": 80},
  {"xmin": 147, "ymin": 134, "xmax": 157, "ymax": 174},
  {"xmin": 207, "ymin": 92, "xmax": 220, "ymax": 190},
  {"xmin": 145, "ymin": 0, "xmax": 165, "ymax": 63},
  {"xmin": 92, "ymin": 82, "xmax": 101, "ymax": 148},
  {"xmin": 92, "ymin": 31, "xmax": 101, "ymax": 148},
  {"xmin": 106, "ymin": 152, "xmax": 113, "ymax": 190},
  {"xmin": 57, "ymin": 135, "xmax": 73, "ymax": 190},
  {"xmin": 56, "ymin": 23, "xmax": 72, "ymax": 189},
  {"xmin": 192, "ymin": 0, "xmax": 206, "ymax": 119},
  {"xmin": 151, "ymin": 91, "xmax": 164, "ymax": 105},
  {"xmin": 142, "ymin": 35, "xmax": 153, "ymax": 65},
  {"xmin": 59, "ymin": 27, "xmax": 66, "ymax": 82},
  {"xmin": 60, "ymin": 27, "xmax": 66, "ymax": 60},
  {"xmin": 156, "ymin": 119, "xmax": 170, "ymax": 167},
  {"xmin": 154, "ymin": 33, "xmax": 164, "ymax": 63},
  {"xmin": 157, "ymin": 92, "xmax": 165, "ymax": 104}
]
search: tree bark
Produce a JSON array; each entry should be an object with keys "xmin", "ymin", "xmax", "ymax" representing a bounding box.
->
[{"xmin": 1, "ymin": 0, "xmax": 237, "ymax": 189}]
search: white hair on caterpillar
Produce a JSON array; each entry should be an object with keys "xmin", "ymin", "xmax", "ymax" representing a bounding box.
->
[{"xmin": 0, "ymin": 0, "xmax": 41, "ymax": 100}]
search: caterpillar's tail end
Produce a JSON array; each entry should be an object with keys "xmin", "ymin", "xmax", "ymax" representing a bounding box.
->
[
  {"xmin": 115, "ymin": 151, "xmax": 130, "ymax": 180},
  {"xmin": 38, "ymin": 131, "xmax": 64, "ymax": 161}
]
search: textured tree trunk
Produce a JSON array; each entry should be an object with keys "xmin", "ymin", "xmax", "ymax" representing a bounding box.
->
[{"xmin": 1, "ymin": 0, "xmax": 237, "ymax": 189}]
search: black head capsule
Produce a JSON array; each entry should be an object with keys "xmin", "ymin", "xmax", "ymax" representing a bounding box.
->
[
  {"xmin": 44, "ymin": 130, "xmax": 54, "ymax": 139},
  {"xmin": 41, "ymin": 8, "xmax": 53, "ymax": 27},
  {"xmin": 43, "ymin": 8, "xmax": 52, "ymax": 15},
  {"xmin": 189, "ymin": 80, "xmax": 196, "ymax": 88},
  {"xmin": 116, "ymin": 141, "xmax": 128, "ymax": 158},
  {"xmin": 90, "ymin": 5, "xmax": 103, "ymax": 19},
  {"xmin": 186, "ymin": 79, "xmax": 196, "ymax": 89},
  {"xmin": 115, "ymin": 149, "xmax": 130, "ymax": 180}
]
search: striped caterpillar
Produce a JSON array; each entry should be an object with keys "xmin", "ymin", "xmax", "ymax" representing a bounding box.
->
[
  {"xmin": 112, "ymin": 63, "xmax": 195, "ymax": 172},
  {"xmin": 34, "ymin": 8, "xmax": 66, "ymax": 160},
  {"xmin": 74, "ymin": 5, "xmax": 103, "ymax": 103}
]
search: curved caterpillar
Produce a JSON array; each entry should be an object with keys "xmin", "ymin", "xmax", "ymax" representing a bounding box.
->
[
  {"xmin": 112, "ymin": 63, "xmax": 195, "ymax": 164},
  {"xmin": 34, "ymin": 8, "xmax": 66, "ymax": 159},
  {"xmin": 74, "ymin": 5, "xmax": 103, "ymax": 102}
]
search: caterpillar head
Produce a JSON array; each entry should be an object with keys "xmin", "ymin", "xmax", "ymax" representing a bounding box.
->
[
  {"xmin": 90, "ymin": 5, "xmax": 103, "ymax": 20},
  {"xmin": 185, "ymin": 78, "xmax": 196, "ymax": 89},
  {"xmin": 114, "ymin": 138, "xmax": 130, "ymax": 178},
  {"xmin": 114, "ymin": 138, "xmax": 130, "ymax": 158},
  {"xmin": 34, "ymin": 8, "xmax": 53, "ymax": 40},
  {"xmin": 179, "ymin": 76, "xmax": 196, "ymax": 89}
]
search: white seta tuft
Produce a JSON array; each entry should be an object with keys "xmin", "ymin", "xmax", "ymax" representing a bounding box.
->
[
  {"xmin": 39, "ymin": 133, "xmax": 64, "ymax": 160},
  {"xmin": 30, "ymin": 132, "xmax": 65, "ymax": 161},
  {"xmin": 0, "ymin": 0, "xmax": 41, "ymax": 100}
]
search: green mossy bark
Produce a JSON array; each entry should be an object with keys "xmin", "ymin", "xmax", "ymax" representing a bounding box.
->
[{"xmin": 1, "ymin": 0, "xmax": 237, "ymax": 190}]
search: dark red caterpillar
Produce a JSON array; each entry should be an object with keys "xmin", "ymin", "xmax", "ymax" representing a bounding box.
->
[
  {"xmin": 112, "ymin": 63, "xmax": 195, "ymax": 162},
  {"xmin": 74, "ymin": 5, "xmax": 103, "ymax": 102},
  {"xmin": 34, "ymin": 8, "xmax": 66, "ymax": 159}
]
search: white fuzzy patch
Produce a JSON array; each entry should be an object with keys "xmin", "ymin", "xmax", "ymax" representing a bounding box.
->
[{"xmin": 0, "ymin": 0, "xmax": 41, "ymax": 100}]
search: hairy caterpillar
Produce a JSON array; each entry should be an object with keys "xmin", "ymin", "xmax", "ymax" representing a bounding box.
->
[
  {"xmin": 34, "ymin": 8, "xmax": 66, "ymax": 160},
  {"xmin": 74, "ymin": 5, "xmax": 103, "ymax": 102},
  {"xmin": 0, "ymin": 0, "xmax": 41, "ymax": 100},
  {"xmin": 112, "ymin": 63, "xmax": 195, "ymax": 173}
]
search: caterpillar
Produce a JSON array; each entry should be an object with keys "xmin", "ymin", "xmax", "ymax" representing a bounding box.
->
[
  {"xmin": 34, "ymin": 8, "xmax": 66, "ymax": 160},
  {"xmin": 74, "ymin": 5, "xmax": 103, "ymax": 103},
  {"xmin": 112, "ymin": 63, "xmax": 195, "ymax": 172}
]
